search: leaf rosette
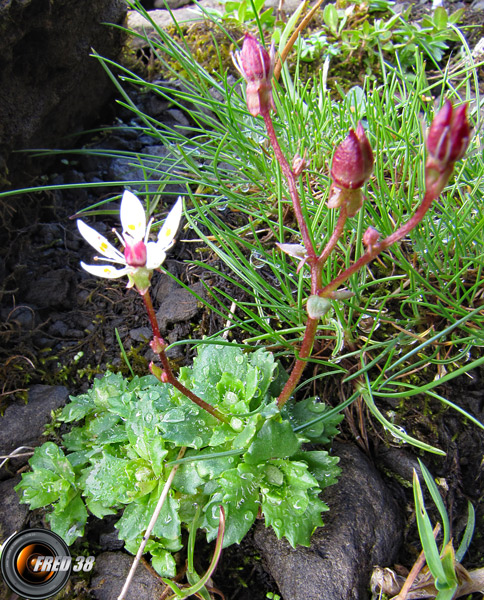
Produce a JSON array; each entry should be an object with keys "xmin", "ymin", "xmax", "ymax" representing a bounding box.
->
[{"xmin": 16, "ymin": 341, "xmax": 341, "ymax": 575}]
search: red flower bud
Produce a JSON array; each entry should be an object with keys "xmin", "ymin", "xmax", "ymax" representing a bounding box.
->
[
  {"xmin": 426, "ymin": 100, "xmax": 470, "ymax": 172},
  {"xmin": 331, "ymin": 122, "xmax": 373, "ymax": 190},
  {"xmin": 124, "ymin": 240, "xmax": 147, "ymax": 267},
  {"xmin": 232, "ymin": 34, "xmax": 275, "ymax": 116},
  {"xmin": 238, "ymin": 34, "xmax": 272, "ymax": 82}
]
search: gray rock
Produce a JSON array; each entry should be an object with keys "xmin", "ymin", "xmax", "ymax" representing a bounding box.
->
[
  {"xmin": 154, "ymin": 276, "xmax": 206, "ymax": 333},
  {"xmin": 91, "ymin": 552, "xmax": 166, "ymax": 600},
  {"xmin": 109, "ymin": 144, "xmax": 181, "ymax": 195},
  {"xmin": 254, "ymin": 443, "xmax": 403, "ymax": 600},
  {"xmin": 154, "ymin": 0, "xmax": 193, "ymax": 9},
  {"xmin": 0, "ymin": 476, "xmax": 29, "ymax": 540},
  {"xmin": 130, "ymin": 326, "xmax": 152, "ymax": 342},
  {"xmin": 0, "ymin": 385, "xmax": 69, "ymax": 477},
  {"xmin": 99, "ymin": 531, "xmax": 125, "ymax": 552},
  {"xmin": 24, "ymin": 268, "xmax": 76, "ymax": 310},
  {"xmin": 127, "ymin": 1, "xmax": 224, "ymax": 47},
  {"xmin": 0, "ymin": 0, "xmax": 127, "ymax": 181}
]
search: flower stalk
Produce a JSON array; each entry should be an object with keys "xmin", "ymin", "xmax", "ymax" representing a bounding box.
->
[
  {"xmin": 77, "ymin": 191, "xmax": 228, "ymax": 424},
  {"xmin": 233, "ymin": 34, "xmax": 470, "ymax": 408}
]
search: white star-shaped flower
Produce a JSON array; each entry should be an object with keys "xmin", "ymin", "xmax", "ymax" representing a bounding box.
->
[{"xmin": 77, "ymin": 191, "xmax": 183, "ymax": 293}]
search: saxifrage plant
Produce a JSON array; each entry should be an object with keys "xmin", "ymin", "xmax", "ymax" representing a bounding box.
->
[{"xmin": 15, "ymin": 30, "xmax": 471, "ymax": 599}]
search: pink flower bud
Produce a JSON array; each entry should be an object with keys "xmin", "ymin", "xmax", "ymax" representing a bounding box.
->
[
  {"xmin": 124, "ymin": 240, "xmax": 147, "ymax": 267},
  {"xmin": 238, "ymin": 34, "xmax": 272, "ymax": 83},
  {"xmin": 362, "ymin": 227, "xmax": 380, "ymax": 251},
  {"xmin": 331, "ymin": 122, "xmax": 373, "ymax": 190},
  {"xmin": 426, "ymin": 100, "xmax": 470, "ymax": 172},
  {"xmin": 232, "ymin": 34, "xmax": 275, "ymax": 116}
]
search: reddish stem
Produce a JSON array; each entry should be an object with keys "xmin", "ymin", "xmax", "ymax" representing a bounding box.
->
[
  {"xmin": 262, "ymin": 110, "xmax": 317, "ymax": 261},
  {"xmin": 277, "ymin": 317, "xmax": 318, "ymax": 408},
  {"xmin": 318, "ymin": 186, "xmax": 437, "ymax": 298},
  {"xmin": 262, "ymin": 104, "xmax": 450, "ymax": 407},
  {"xmin": 141, "ymin": 291, "xmax": 228, "ymax": 423}
]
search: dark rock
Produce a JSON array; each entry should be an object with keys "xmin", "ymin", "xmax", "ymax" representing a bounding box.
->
[
  {"xmin": 6, "ymin": 305, "xmax": 37, "ymax": 330},
  {"xmin": 130, "ymin": 326, "xmax": 152, "ymax": 342},
  {"xmin": 154, "ymin": 0, "xmax": 193, "ymax": 8},
  {"xmin": 0, "ymin": 385, "xmax": 69, "ymax": 477},
  {"xmin": 90, "ymin": 552, "xmax": 166, "ymax": 600},
  {"xmin": 24, "ymin": 268, "xmax": 76, "ymax": 309},
  {"xmin": 0, "ymin": 476, "xmax": 29, "ymax": 539},
  {"xmin": 49, "ymin": 319, "xmax": 69, "ymax": 337},
  {"xmin": 154, "ymin": 276, "xmax": 205, "ymax": 333},
  {"xmin": 99, "ymin": 531, "xmax": 125, "ymax": 552},
  {"xmin": 0, "ymin": 0, "xmax": 127, "ymax": 184},
  {"xmin": 253, "ymin": 443, "xmax": 403, "ymax": 600}
]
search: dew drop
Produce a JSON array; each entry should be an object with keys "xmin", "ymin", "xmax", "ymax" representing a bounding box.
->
[
  {"xmin": 250, "ymin": 252, "xmax": 265, "ymax": 269},
  {"xmin": 274, "ymin": 519, "xmax": 283, "ymax": 528},
  {"xmin": 244, "ymin": 511, "xmax": 253, "ymax": 521},
  {"xmin": 235, "ymin": 355, "xmax": 244, "ymax": 364},
  {"xmin": 162, "ymin": 408, "xmax": 185, "ymax": 423}
]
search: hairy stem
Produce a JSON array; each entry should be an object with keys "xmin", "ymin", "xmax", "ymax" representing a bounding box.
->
[
  {"xmin": 277, "ymin": 317, "xmax": 318, "ymax": 408},
  {"xmin": 263, "ymin": 103, "xmax": 448, "ymax": 406},
  {"xmin": 318, "ymin": 187, "xmax": 437, "ymax": 297},
  {"xmin": 142, "ymin": 291, "xmax": 229, "ymax": 423},
  {"xmin": 262, "ymin": 110, "xmax": 317, "ymax": 260}
]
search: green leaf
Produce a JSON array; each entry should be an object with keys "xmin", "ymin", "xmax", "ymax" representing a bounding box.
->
[
  {"xmin": 149, "ymin": 544, "xmax": 177, "ymax": 577},
  {"xmin": 413, "ymin": 471, "xmax": 446, "ymax": 583},
  {"xmin": 292, "ymin": 451, "xmax": 341, "ymax": 488},
  {"xmin": 249, "ymin": 348, "xmax": 277, "ymax": 400},
  {"xmin": 204, "ymin": 463, "xmax": 261, "ymax": 545},
  {"xmin": 189, "ymin": 341, "xmax": 249, "ymax": 405},
  {"xmin": 15, "ymin": 444, "xmax": 77, "ymax": 510},
  {"xmin": 455, "ymin": 501, "xmax": 475, "ymax": 562},
  {"xmin": 116, "ymin": 487, "xmax": 181, "ymax": 547},
  {"xmin": 83, "ymin": 453, "xmax": 132, "ymax": 505},
  {"xmin": 60, "ymin": 394, "xmax": 95, "ymax": 422},
  {"xmin": 29, "ymin": 442, "xmax": 76, "ymax": 484},
  {"xmin": 433, "ymin": 7, "xmax": 448, "ymax": 29},
  {"xmin": 323, "ymin": 4, "xmax": 339, "ymax": 34},
  {"xmin": 47, "ymin": 493, "xmax": 88, "ymax": 545},
  {"xmin": 245, "ymin": 419, "xmax": 300, "ymax": 464},
  {"xmin": 285, "ymin": 397, "xmax": 343, "ymax": 443},
  {"xmin": 16, "ymin": 468, "xmax": 71, "ymax": 509},
  {"xmin": 262, "ymin": 488, "xmax": 328, "ymax": 547},
  {"xmin": 417, "ymin": 460, "xmax": 450, "ymax": 547},
  {"xmin": 158, "ymin": 400, "xmax": 216, "ymax": 448}
]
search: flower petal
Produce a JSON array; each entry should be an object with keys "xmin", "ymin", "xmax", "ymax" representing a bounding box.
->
[
  {"xmin": 156, "ymin": 197, "xmax": 183, "ymax": 251},
  {"xmin": 80, "ymin": 262, "xmax": 129, "ymax": 279},
  {"xmin": 145, "ymin": 242, "xmax": 166, "ymax": 270},
  {"xmin": 120, "ymin": 190, "xmax": 147, "ymax": 242},
  {"xmin": 276, "ymin": 243, "xmax": 307, "ymax": 259},
  {"xmin": 77, "ymin": 220, "xmax": 125, "ymax": 263}
]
